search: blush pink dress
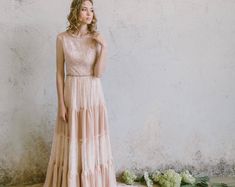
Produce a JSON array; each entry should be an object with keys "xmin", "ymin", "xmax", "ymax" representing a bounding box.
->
[{"xmin": 43, "ymin": 31, "xmax": 117, "ymax": 187}]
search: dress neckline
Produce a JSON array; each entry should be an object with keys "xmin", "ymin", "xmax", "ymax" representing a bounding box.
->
[{"xmin": 66, "ymin": 30, "xmax": 91, "ymax": 39}]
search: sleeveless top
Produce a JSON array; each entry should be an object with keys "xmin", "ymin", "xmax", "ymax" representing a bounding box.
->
[{"xmin": 57, "ymin": 31, "xmax": 101, "ymax": 76}]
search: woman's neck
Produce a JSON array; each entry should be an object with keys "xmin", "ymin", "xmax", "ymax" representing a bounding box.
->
[{"xmin": 76, "ymin": 24, "xmax": 89, "ymax": 35}]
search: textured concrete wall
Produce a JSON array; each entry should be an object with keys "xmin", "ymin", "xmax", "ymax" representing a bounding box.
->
[{"xmin": 0, "ymin": 0, "xmax": 235, "ymax": 185}]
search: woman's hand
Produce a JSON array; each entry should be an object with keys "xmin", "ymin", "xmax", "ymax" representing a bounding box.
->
[
  {"xmin": 58, "ymin": 103, "xmax": 68, "ymax": 123},
  {"xmin": 92, "ymin": 32, "xmax": 107, "ymax": 48}
]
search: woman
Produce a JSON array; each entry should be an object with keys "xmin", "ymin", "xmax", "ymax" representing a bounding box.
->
[{"xmin": 43, "ymin": 0, "xmax": 117, "ymax": 186}]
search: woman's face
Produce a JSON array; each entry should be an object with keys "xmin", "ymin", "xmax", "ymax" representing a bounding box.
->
[{"xmin": 79, "ymin": 1, "xmax": 94, "ymax": 25}]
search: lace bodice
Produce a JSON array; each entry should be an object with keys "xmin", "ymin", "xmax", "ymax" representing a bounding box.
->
[{"xmin": 57, "ymin": 31, "xmax": 101, "ymax": 76}]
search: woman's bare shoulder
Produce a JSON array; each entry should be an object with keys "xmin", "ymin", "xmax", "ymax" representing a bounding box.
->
[{"xmin": 56, "ymin": 31, "xmax": 68, "ymax": 39}]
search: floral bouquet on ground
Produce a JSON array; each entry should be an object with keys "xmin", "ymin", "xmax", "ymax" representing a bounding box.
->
[{"xmin": 121, "ymin": 169, "xmax": 210, "ymax": 187}]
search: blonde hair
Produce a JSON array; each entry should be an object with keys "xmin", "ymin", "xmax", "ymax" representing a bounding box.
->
[{"xmin": 66, "ymin": 0, "xmax": 98, "ymax": 35}]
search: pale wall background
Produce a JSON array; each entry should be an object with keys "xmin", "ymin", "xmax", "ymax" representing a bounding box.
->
[{"xmin": 0, "ymin": 0, "xmax": 235, "ymax": 185}]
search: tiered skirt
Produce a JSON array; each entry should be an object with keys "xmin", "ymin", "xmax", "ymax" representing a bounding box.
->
[{"xmin": 43, "ymin": 75, "xmax": 117, "ymax": 187}]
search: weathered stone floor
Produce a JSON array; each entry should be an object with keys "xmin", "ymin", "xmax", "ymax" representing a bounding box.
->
[{"xmin": 6, "ymin": 176, "xmax": 235, "ymax": 187}]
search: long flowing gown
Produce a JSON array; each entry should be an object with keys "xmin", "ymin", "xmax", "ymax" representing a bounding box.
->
[{"xmin": 43, "ymin": 31, "xmax": 117, "ymax": 187}]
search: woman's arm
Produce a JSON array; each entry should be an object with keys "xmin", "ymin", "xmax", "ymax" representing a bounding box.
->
[
  {"xmin": 93, "ymin": 44, "xmax": 107, "ymax": 77},
  {"xmin": 92, "ymin": 32, "xmax": 108, "ymax": 78},
  {"xmin": 56, "ymin": 35, "xmax": 66, "ymax": 110}
]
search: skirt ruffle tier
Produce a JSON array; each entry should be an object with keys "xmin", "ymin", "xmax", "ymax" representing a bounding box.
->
[{"xmin": 43, "ymin": 76, "xmax": 117, "ymax": 187}]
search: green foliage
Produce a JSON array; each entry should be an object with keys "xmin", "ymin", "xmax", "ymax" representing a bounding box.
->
[
  {"xmin": 153, "ymin": 169, "xmax": 182, "ymax": 187},
  {"xmin": 143, "ymin": 171, "xmax": 154, "ymax": 187},
  {"xmin": 151, "ymin": 170, "xmax": 162, "ymax": 182},
  {"xmin": 121, "ymin": 168, "xmax": 210, "ymax": 187},
  {"xmin": 180, "ymin": 170, "xmax": 196, "ymax": 185},
  {"xmin": 211, "ymin": 183, "xmax": 228, "ymax": 187},
  {"xmin": 181, "ymin": 176, "xmax": 209, "ymax": 187},
  {"xmin": 194, "ymin": 176, "xmax": 209, "ymax": 187},
  {"xmin": 121, "ymin": 169, "xmax": 137, "ymax": 185}
]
